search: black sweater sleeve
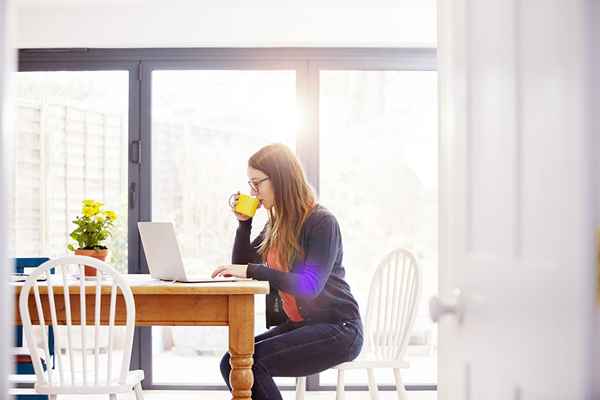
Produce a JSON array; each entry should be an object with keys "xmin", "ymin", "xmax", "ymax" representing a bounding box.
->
[
  {"xmin": 246, "ymin": 214, "xmax": 340, "ymax": 300},
  {"xmin": 232, "ymin": 219, "xmax": 265, "ymax": 265}
]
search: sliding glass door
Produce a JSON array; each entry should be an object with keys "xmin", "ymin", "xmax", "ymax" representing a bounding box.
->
[
  {"xmin": 148, "ymin": 68, "xmax": 298, "ymax": 387},
  {"xmin": 16, "ymin": 48, "xmax": 437, "ymax": 392},
  {"xmin": 318, "ymin": 69, "xmax": 438, "ymax": 387},
  {"xmin": 11, "ymin": 68, "xmax": 134, "ymax": 378}
]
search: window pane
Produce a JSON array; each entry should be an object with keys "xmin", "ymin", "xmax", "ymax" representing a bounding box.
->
[
  {"xmin": 11, "ymin": 71, "xmax": 130, "ymax": 382},
  {"xmin": 151, "ymin": 70, "xmax": 297, "ymax": 386},
  {"xmin": 11, "ymin": 71, "xmax": 129, "ymax": 272},
  {"xmin": 319, "ymin": 70, "xmax": 438, "ymax": 385}
]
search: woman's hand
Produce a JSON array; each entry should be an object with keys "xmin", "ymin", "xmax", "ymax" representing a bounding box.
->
[
  {"xmin": 230, "ymin": 191, "xmax": 252, "ymax": 221},
  {"xmin": 211, "ymin": 264, "xmax": 248, "ymax": 279}
]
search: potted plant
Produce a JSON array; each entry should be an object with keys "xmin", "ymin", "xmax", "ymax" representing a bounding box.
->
[{"xmin": 67, "ymin": 199, "xmax": 117, "ymax": 276}]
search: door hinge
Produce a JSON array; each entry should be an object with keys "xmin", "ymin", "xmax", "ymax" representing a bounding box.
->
[{"xmin": 130, "ymin": 140, "xmax": 142, "ymax": 164}]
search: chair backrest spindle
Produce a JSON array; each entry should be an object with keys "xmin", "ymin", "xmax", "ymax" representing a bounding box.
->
[
  {"xmin": 94, "ymin": 269, "xmax": 102, "ymax": 385},
  {"xmin": 79, "ymin": 264, "xmax": 87, "ymax": 385}
]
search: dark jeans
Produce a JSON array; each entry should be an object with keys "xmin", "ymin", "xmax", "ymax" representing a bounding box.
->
[{"xmin": 220, "ymin": 318, "xmax": 363, "ymax": 400}]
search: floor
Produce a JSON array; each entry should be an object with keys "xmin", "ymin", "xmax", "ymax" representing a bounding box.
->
[
  {"xmin": 44, "ymin": 348, "xmax": 437, "ymax": 399},
  {"xmin": 42, "ymin": 333, "xmax": 437, "ymax": 400},
  {"xmin": 152, "ymin": 351, "xmax": 437, "ymax": 386},
  {"xmin": 57, "ymin": 390, "xmax": 438, "ymax": 399}
]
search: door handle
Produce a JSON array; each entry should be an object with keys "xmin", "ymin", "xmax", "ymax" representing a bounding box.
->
[
  {"xmin": 129, "ymin": 182, "xmax": 136, "ymax": 209},
  {"xmin": 429, "ymin": 288, "xmax": 464, "ymax": 323}
]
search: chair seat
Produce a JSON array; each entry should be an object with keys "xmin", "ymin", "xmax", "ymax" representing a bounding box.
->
[
  {"xmin": 34, "ymin": 369, "xmax": 144, "ymax": 395},
  {"xmin": 334, "ymin": 353, "xmax": 410, "ymax": 370}
]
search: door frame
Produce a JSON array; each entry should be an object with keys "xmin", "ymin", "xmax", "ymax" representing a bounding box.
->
[{"xmin": 18, "ymin": 47, "xmax": 436, "ymax": 392}]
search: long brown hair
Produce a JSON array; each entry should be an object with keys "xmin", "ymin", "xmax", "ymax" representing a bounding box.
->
[{"xmin": 249, "ymin": 143, "xmax": 316, "ymax": 270}]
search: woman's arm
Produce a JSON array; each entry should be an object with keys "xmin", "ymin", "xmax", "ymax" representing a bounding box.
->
[
  {"xmin": 232, "ymin": 219, "xmax": 265, "ymax": 264},
  {"xmin": 246, "ymin": 215, "xmax": 339, "ymax": 300}
]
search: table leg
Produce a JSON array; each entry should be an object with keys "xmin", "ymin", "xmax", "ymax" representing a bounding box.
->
[{"xmin": 228, "ymin": 294, "xmax": 254, "ymax": 400}]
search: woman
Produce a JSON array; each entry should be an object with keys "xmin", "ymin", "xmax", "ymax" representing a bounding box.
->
[{"xmin": 212, "ymin": 143, "xmax": 363, "ymax": 400}]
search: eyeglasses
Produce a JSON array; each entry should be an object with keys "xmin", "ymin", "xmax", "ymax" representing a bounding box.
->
[{"xmin": 248, "ymin": 177, "xmax": 270, "ymax": 192}]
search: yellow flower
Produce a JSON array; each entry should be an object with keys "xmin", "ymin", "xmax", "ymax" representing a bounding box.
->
[
  {"xmin": 70, "ymin": 199, "xmax": 115, "ymax": 251},
  {"xmin": 84, "ymin": 199, "xmax": 103, "ymax": 206},
  {"xmin": 104, "ymin": 210, "xmax": 117, "ymax": 221}
]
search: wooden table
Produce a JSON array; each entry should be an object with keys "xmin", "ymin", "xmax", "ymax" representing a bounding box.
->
[{"xmin": 12, "ymin": 274, "xmax": 270, "ymax": 400}]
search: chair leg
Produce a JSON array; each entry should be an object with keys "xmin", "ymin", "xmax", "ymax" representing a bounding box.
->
[
  {"xmin": 296, "ymin": 376, "xmax": 306, "ymax": 400},
  {"xmin": 393, "ymin": 368, "xmax": 408, "ymax": 400},
  {"xmin": 367, "ymin": 368, "xmax": 379, "ymax": 400},
  {"xmin": 134, "ymin": 382, "xmax": 145, "ymax": 400},
  {"xmin": 336, "ymin": 369, "xmax": 345, "ymax": 400}
]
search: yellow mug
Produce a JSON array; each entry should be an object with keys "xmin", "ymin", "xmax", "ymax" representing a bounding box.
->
[{"xmin": 229, "ymin": 193, "xmax": 260, "ymax": 218}]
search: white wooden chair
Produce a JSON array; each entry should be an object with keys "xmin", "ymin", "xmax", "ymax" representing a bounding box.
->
[
  {"xmin": 296, "ymin": 248, "xmax": 421, "ymax": 400},
  {"xmin": 18, "ymin": 255, "xmax": 144, "ymax": 400}
]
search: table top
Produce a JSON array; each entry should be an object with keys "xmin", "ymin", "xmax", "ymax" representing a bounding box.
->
[{"xmin": 11, "ymin": 274, "xmax": 270, "ymax": 295}]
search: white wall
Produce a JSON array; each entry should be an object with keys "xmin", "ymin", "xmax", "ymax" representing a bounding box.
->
[
  {"xmin": 593, "ymin": 0, "xmax": 600, "ymax": 395},
  {"xmin": 15, "ymin": 0, "xmax": 436, "ymax": 48},
  {"xmin": 0, "ymin": 0, "xmax": 15, "ymax": 396}
]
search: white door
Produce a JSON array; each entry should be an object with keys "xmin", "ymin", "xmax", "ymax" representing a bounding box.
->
[{"xmin": 433, "ymin": 1, "xmax": 598, "ymax": 399}]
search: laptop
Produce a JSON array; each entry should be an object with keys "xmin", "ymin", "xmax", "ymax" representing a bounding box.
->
[{"xmin": 138, "ymin": 222, "xmax": 249, "ymax": 283}]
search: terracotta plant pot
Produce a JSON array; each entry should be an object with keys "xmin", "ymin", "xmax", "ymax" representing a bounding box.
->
[{"xmin": 74, "ymin": 248, "xmax": 108, "ymax": 276}]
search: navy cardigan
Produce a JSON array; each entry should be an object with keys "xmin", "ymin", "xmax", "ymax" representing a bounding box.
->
[{"xmin": 232, "ymin": 204, "xmax": 361, "ymax": 326}]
